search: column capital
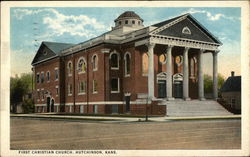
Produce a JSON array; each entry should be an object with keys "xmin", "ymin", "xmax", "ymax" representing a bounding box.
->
[
  {"xmin": 184, "ymin": 47, "xmax": 190, "ymax": 51},
  {"xmin": 199, "ymin": 49, "xmax": 206, "ymax": 53},
  {"xmin": 213, "ymin": 50, "xmax": 220, "ymax": 55},
  {"xmin": 167, "ymin": 45, "xmax": 174, "ymax": 49},
  {"xmin": 146, "ymin": 42, "xmax": 155, "ymax": 48}
]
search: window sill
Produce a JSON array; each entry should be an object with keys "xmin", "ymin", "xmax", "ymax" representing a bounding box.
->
[
  {"xmin": 68, "ymin": 94, "xmax": 72, "ymax": 96},
  {"xmin": 93, "ymin": 92, "xmax": 98, "ymax": 94},
  {"xmin": 142, "ymin": 74, "xmax": 148, "ymax": 77},
  {"xmin": 78, "ymin": 72, "xmax": 86, "ymax": 74},
  {"xmin": 68, "ymin": 74, "xmax": 72, "ymax": 77},
  {"xmin": 55, "ymin": 79, "xmax": 58, "ymax": 81},
  {"xmin": 78, "ymin": 93, "xmax": 86, "ymax": 95},
  {"xmin": 111, "ymin": 67, "xmax": 119, "ymax": 70},
  {"xmin": 111, "ymin": 91, "xmax": 120, "ymax": 93},
  {"xmin": 125, "ymin": 74, "xmax": 130, "ymax": 77},
  {"xmin": 93, "ymin": 69, "xmax": 98, "ymax": 72}
]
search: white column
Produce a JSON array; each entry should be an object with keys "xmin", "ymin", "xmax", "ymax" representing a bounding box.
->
[
  {"xmin": 198, "ymin": 49, "xmax": 205, "ymax": 100},
  {"xmin": 147, "ymin": 43, "xmax": 155, "ymax": 99},
  {"xmin": 166, "ymin": 45, "xmax": 174, "ymax": 100},
  {"xmin": 213, "ymin": 51, "xmax": 219, "ymax": 100},
  {"xmin": 183, "ymin": 47, "xmax": 190, "ymax": 100}
]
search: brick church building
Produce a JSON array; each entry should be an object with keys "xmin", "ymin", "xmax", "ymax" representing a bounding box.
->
[{"xmin": 32, "ymin": 11, "xmax": 222, "ymax": 115}]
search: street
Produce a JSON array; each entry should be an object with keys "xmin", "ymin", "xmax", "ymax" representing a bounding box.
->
[{"xmin": 10, "ymin": 118, "xmax": 241, "ymax": 150}]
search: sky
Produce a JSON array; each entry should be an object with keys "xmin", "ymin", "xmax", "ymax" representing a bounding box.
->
[{"xmin": 10, "ymin": 7, "xmax": 241, "ymax": 78}]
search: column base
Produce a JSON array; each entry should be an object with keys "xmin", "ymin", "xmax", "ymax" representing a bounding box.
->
[
  {"xmin": 184, "ymin": 97, "xmax": 191, "ymax": 101},
  {"xmin": 167, "ymin": 97, "xmax": 175, "ymax": 101},
  {"xmin": 199, "ymin": 97, "xmax": 206, "ymax": 101}
]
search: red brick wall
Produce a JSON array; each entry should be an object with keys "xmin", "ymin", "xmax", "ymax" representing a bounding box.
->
[{"xmin": 34, "ymin": 58, "xmax": 60, "ymax": 106}]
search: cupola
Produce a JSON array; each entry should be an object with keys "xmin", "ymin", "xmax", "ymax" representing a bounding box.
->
[{"xmin": 113, "ymin": 11, "xmax": 144, "ymax": 30}]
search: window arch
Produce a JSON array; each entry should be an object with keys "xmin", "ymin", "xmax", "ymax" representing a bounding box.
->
[
  {"xmin": 67, "ymin": 61, "xmax": 73, "ymax": 76},
  {"xmin": 109, "ymin": 51, "xmax": 120, "ymax": 70},
  {"xmin": 92, "ymin": 54, "xmax": 98, "ymax": 71},
  {"xmin": 142, "ymin": 53, "xmax": 149, "ymax": 76},
  {"xmin": 77, "ymin": 57, "xmax": 87, "ymax": 73},
  {"xmin": 124, "ymin": 52, "xmax": 131, "ymax": 76}
]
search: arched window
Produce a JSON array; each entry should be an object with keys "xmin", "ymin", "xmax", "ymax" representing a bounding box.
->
[
  {"xmin": 124, "ymin": 52, "xmax": 131, "ymax": 76},
  {"xmin": 67, "ymin": 61, "xmax": 73, "ymax": 76},
  {"xmin": 142, "ymin": 53, "xmax": 149, "ymax": 76},
  {"xmin": 92, "ymin": 54, "xmax": 98, "ymax": 71},
  {"xmin": 110, "ymin": 51, "xmax": 119, "ymax": 69},
  {"xmin": 190, "ymin": 57, "xmax": 197, "ymax": 77},
  {"xmin": 77, "ymin": 57, "xmax": 87, "ymax": 73}
]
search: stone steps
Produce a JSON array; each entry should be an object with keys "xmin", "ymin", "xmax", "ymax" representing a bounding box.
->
[{"xmin": 164, "ymin": 100, "xmax": 232, "ymax": 117}]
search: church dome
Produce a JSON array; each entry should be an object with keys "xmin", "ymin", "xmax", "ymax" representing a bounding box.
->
[
  {"xmin": 113, "ymin": 11, "xmax": 144, "ymax": 29},
  {"xmin": 115, "ymin": 11, "xmax": 143, "ymax": 22}
]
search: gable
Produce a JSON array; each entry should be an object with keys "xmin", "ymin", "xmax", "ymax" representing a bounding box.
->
[
  {"xmin": 151, "ymin": 14, "xmax": 221, "ymax": 44},
  {"xmin": 31, "ymin": 44, "xmax": 57, "ymax": 65},
  {"xmin": 31, "ymin": 42, "xmax": 75, "ymax": 65}
]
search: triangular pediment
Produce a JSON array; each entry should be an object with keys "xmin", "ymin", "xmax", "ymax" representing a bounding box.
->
[
  {"xmin": 31, "ymin": 42, "xmax": 58, "ymax": 65},
  {"xmin": 151, "ymin": 14, "xmax": 221, "ymax": 44},
  {"xmin": 31, "ymin": 42, "xmax": 74, "ymax": 65}
]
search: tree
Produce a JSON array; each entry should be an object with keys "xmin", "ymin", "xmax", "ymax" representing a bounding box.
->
[
  {"xmin": 10, "ymin": 73, "xmax": 34, "ymax": 113},
  {"xmin": 204, "ymin": 73, "xmax": 225, "ymax": 94}
]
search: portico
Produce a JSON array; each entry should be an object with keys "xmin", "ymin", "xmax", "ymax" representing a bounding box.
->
[{"xmin": 145, "ymin": 36, "xmax": 220, "ymax": 101}]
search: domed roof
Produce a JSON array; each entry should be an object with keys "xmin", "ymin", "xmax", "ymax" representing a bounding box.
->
[{"xmin": 115, "ymin": 11, "xmax": 143, "ymax": 22}]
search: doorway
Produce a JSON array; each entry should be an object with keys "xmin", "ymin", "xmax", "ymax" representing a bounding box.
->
[
  {"xmin": 173, "ymin": 73, "xmax": 183, "ymax": 98},
  {"xmin": 158, "ymin": 80, "xmax": 166, "ymax": 98},
  {"xmin": 157, "ymin": 72, "xmax": 167, "ymax": 98},
  {"xmin": 46, "ymin": 97, "xmax": 51, "ymax": 112},
  {"xmin": 51, "ymin": 99, "xmax": 54, "ymax": 112}
]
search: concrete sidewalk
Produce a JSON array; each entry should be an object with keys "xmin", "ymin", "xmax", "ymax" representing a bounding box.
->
[{"xmin": 10, "ymin": 113, "xmax": 241, "ymax": 122}]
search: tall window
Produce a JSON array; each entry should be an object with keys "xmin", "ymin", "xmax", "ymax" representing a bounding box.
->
[
  {"xmin": 55, "ymin": 68, "xmax": 59, "ymax": 80},
  {"xmin": 124, "ymin": 52, "xmax": 131, "ymax": 76},
  {"xmin": 41, "ymin": 72, "xmax": 44, "ymax": 83},
  {"xmin": 68, "ymin": 61, "xmax": 73, "ymax": 76},
  {"xmin": 142, "ymin": 53, "xmax": 149, "ymax": 75},
  {"xmin": 190, "ymin": 57, "xmax": 197, "ymax": 77},
  {"xmin": 78, "ymin": 81, "xmax": 86, "ymax": 94},
  {"xmin": 110, "ymin": 52, "xmax": 119, "ymax": 69},
  {"xmin": 36, "ymin": 73, "xmax": 40, "ymax": 83},
  {"xmin": 46, "ymin": 71, "xmax": 50, "ymax": 82},
  {"xmin": 111, "ymin": 78, "xmax": 120, "ymax": 93},
  {"xmin": 93, "ymin": 80, "xmax": 98, "ymax": 93},
  {"xmin": 68, "ymin": 84, "xmax": 72, "ymax": 96},
  {"xmin": 92, "ymin": 54, "xmax": 98, "ymax": 71},
  {"xmin": 77, "ymin": 58, "xmax": 87, "ymax": 73}
]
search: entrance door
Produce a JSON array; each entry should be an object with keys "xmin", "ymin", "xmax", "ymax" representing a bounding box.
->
[
  {"xmin": 46, "ymin": 97, "xmax": 51, "ymax": 112},
  {"xmin": 158, "ymin": 80, "xmax": 166, "ymax": 98},
  {"xmin": 51, "ymin": 99, "xmax": 54, "ymax": 112},
  {"xmin": 174, "ymin": 81, "xmax": 183, "ymax": 98}
]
